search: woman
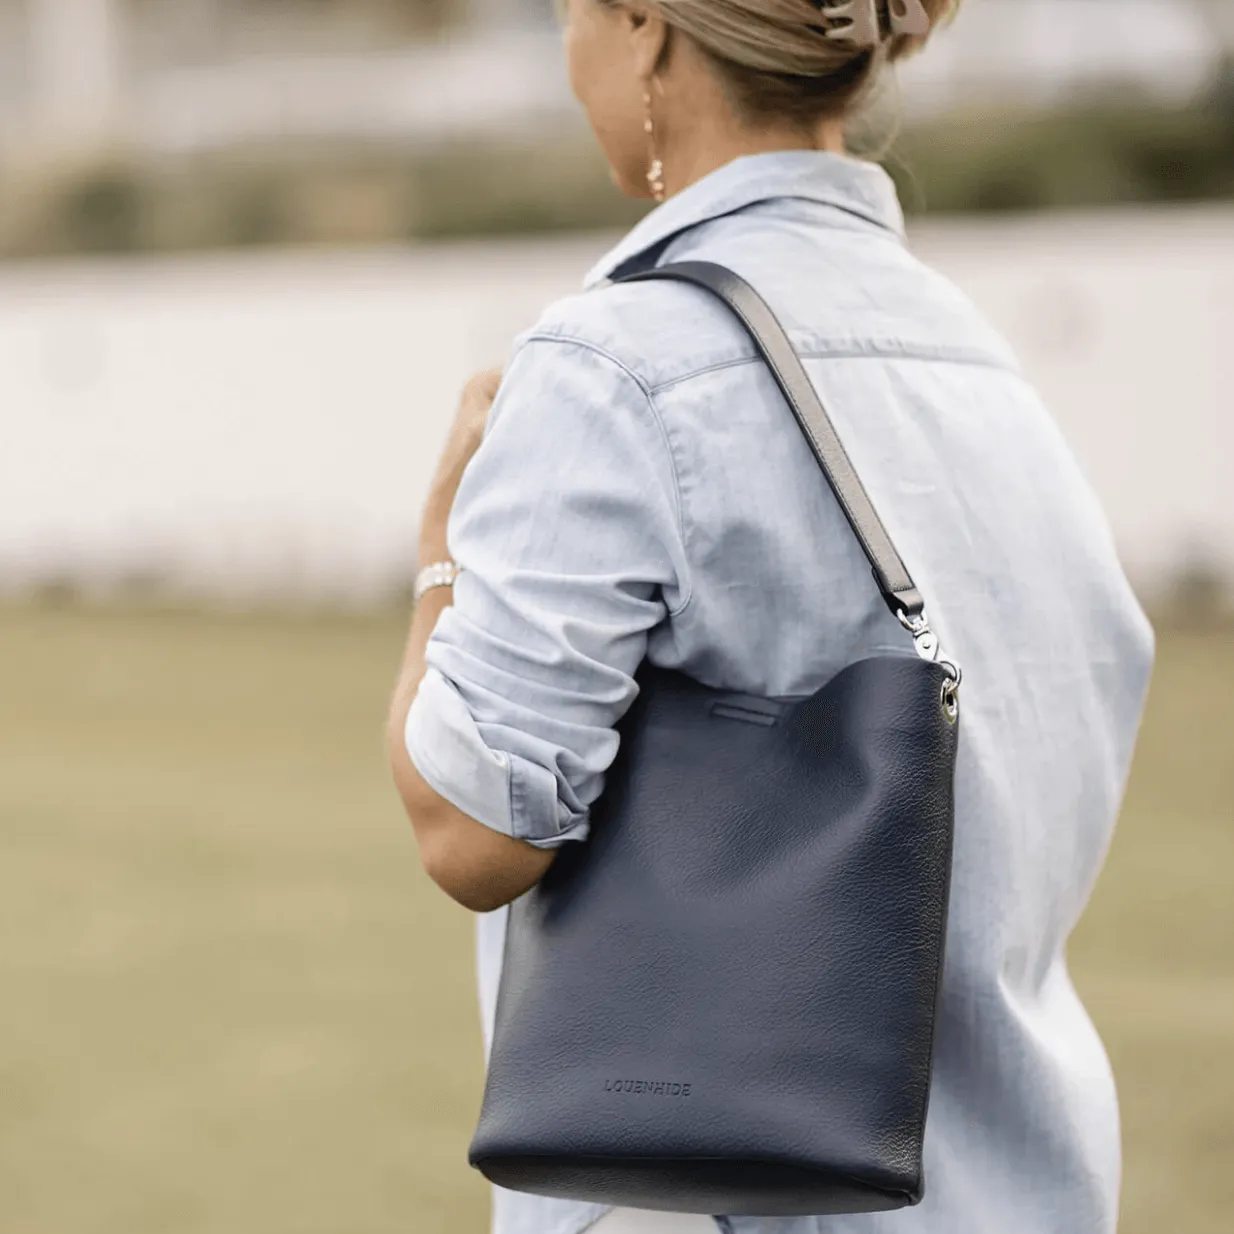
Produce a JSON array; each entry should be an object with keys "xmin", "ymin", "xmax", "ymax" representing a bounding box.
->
[{"xmin": 386, "ymin": 2, "xmax": 1154, "ymax": 1232}]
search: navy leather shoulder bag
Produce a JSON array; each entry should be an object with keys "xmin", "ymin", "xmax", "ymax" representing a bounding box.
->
[{"xmin": 468, "ymin": 262, "xmax": 961, "ymax": 1217}]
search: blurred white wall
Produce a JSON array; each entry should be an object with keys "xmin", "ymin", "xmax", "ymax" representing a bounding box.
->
[
  {"xmin": 1, "ymin": 206, "xmax": 1230, "ymax": 606},
  {"xmin": 9, "ymin": 0, "xmax": 124, "ymax": 157}
]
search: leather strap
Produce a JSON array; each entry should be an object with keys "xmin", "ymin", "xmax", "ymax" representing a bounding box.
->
[{"xmin": 619, "ymin": 261, "xmax": 925, "ymax": 620}]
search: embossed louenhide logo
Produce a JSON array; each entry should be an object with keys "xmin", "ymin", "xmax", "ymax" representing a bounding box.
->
[{"xmin": 603, "ymin": 1078, "xmax": 692, "ymax": 1097}]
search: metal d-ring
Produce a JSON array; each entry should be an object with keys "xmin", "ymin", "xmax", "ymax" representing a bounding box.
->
[{"xmin": 940, "ymin": 675, "xmax": 960, "ymax": 724}]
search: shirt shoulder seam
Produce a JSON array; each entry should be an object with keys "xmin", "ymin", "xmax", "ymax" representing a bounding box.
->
[
  {"xmin": 519, "ymin": 331, "xmax": 695, "ymax": 619},
  {"xmin": 648, "ymin": 343, "xmax": 1024, "ymax": 395}
]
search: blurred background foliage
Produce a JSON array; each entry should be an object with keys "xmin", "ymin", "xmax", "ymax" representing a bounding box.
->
[
  {"xmin": 889, "ymin": 68, "xmax": 1234, "ymax": 212},
  {"xmin": 7, "ymin": 22, "xmax": 1234, "ymax": 255},
  {"xmin": 5, "ymin": 97, "xmax": 1232, "ymax": 257},
  {"xmin": 5, "ymin": 64, "xmax": 1234, "ymax": 257}
]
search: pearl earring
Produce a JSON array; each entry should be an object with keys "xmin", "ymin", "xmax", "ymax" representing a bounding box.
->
[{"xmin": 643, "ymin": 89, "xmax": 665, "ymax": 203}]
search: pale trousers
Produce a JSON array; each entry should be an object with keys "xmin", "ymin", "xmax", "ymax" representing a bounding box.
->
[{"xmin": 588, "ymin": 1210, "xmax": 718, "ymax": 1233}]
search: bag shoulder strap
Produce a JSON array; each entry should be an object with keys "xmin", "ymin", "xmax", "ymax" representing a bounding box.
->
[{"xmin": 617, "ymin": 261, "xmax": 924, "ymax": 622}]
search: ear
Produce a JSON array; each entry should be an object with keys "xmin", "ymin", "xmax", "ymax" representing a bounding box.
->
[{"xmin": 623, "ymin": 3, "xmax": 670, "ymax": 84}]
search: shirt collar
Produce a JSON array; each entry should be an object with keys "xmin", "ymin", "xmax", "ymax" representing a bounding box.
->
[{"xmin": 583, "ymin": 149, "xmax": 906, "ymax": 290}]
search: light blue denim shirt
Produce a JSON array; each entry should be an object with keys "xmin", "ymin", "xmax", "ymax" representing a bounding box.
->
[{"xmin": 404, "ymin": 151, "xmax": 1154, "ymax": 1234}]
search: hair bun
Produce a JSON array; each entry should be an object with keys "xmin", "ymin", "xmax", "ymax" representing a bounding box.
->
[{"xmin": 646, "ymin": 0, "xmax": 957, "ymax": 124}]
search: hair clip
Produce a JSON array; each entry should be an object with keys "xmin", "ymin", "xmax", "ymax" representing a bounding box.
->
[
  {"xmin": 888, "ymin": 0, "xmax": 931, "ymax": 37},
  {"xmin": 819, "ymin": 0, "xmax": 880, "ymax": 47},
  {"xmin": 820, "ymin": 0, "xmax": 931, "ymax": 48}
]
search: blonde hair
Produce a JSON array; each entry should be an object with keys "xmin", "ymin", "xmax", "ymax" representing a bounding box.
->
[{"xmin": 632, "ymin": 0, "xmax": 958, "ymax": 123}]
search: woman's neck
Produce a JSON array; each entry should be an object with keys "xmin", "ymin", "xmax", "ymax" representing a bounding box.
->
[{"xmin": 657, "ymin": 116, "xmax": 848, "ymax": 203}]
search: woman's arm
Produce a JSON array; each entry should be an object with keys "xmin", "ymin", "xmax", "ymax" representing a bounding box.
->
[
  {"xmin": 386, "ymin": 371, "xmax": 555, "ymax": 912},
  {"xmin": 386, "ymin": 337, "xmax": 687, "ymax": 915}
]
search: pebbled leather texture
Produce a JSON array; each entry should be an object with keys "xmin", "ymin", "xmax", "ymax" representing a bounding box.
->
[
  {"xmin": 468, "ymin": 263, "xmax": 959, "ymax": 1216},
  {"xmin": 469, "ymin": 655, "xmax": 958, "ymax": 1215},
  {"xmin": 621, "ymin": 263, "xmax": 924, "ymax": 619}
]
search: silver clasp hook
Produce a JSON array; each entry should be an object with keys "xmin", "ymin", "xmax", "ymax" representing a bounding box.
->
[{"xmin": 897, "ymin": 607, "xmax": 962, "ymax": 721}]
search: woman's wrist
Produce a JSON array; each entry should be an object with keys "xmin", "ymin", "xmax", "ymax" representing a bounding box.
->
[
  {"xmin": 419, "ymin": 368, "xmax": 499, "ymax": 570},
  {"xmin": 417, "ymin": 535, "xmax": 454, "ymax": 577},
  {"xmin": 419, "ymin": 482, "xmax": 457, "ymax": 562},
  {"xmin": 419, "ymin": 531, "xmax": 452, "ymax": 570}
]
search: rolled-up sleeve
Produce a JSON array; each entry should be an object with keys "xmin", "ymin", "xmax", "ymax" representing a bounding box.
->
[{"xmin": 404, "ymin": 332, "xmax": 689, "ymax": 848}]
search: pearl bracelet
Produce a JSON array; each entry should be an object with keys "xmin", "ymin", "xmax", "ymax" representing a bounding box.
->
[{"xmin": 413, "ymin": 559, "xmax": 462, "ymax": 603}]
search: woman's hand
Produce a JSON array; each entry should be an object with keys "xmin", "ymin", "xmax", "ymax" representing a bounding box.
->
[
  {"xmin": 420, "ymin": 368, "xmax": 502, "ymax": 559},
  {"xmin": 437, "ymin": 368, "xmax": 503, "ymax": 485}
]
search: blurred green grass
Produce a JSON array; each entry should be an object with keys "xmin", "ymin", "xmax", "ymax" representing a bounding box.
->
[{"xmin": 0, "ymin": 599, "xmax": 1230, "ymax": 1233}]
